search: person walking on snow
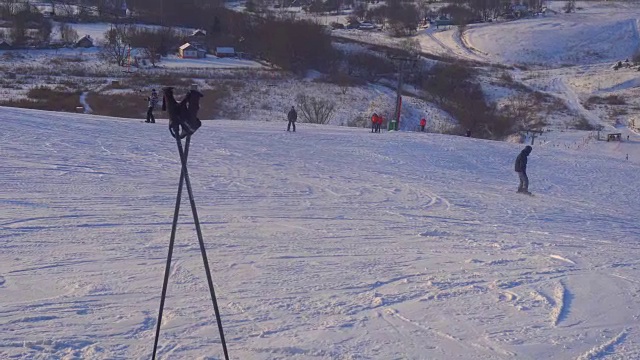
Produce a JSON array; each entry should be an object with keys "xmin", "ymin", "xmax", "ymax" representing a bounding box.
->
[
  {"xmin": 515, "ymin": 145, "xmax": 533, "ymax": 194},
  {"xmin": 287, "ymin": 106, "xmax": 297, "ymax": 132},
  {"xmin": 146, "ymin": 89, "xmax": 159, "ymax": 123},
  {"xmin": 420, "ymin": 118, "xmax": 426, "ymax": 132},
  {"xmin": 371, "ymin": 113, "xmax": 379, "ymax": 133}
]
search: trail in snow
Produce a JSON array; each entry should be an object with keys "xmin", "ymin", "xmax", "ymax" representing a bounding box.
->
[
  {"xmin": 79, "ymin": 91, "xmax": 93, "ymax": 114},
  {"xmin": 576, "ymin": 328, "xmax": 628, "ymax": 360}
]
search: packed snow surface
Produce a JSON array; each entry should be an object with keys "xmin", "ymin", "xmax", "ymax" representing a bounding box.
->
[{"xmin": 1, "ymin": 107, "xmax": 640, "ymax": 359}]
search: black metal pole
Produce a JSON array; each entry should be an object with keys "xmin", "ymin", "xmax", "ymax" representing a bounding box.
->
[
  {"xmin": 176, "ymin": 136, "xmax": 230, "ymax": 360},
  {"xmin": 152, "ymin": 136, "xmax": 191, "ymax": 360}
]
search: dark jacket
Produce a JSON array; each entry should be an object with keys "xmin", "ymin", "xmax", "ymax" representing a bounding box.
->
[
  {"xmin": 288, "ymin": 108, "xmax": 297, "ymax": 122},
  {"xmin": 515, "ymin": 146, "xmax": 532, "ymax": 172},
  {"xmin": 185, "ymin": 90, "xmax": 203, "ymax": 120}
]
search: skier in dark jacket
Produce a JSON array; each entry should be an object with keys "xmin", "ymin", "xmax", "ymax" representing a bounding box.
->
[
  {"xmin": 515, "ymin": 145, "xmax": 533, "ymax": 194},
  {"xmin": 287, "ymin": 106, "xmax": 297, "ymax": 132},
  {"xmin": 146, "ymin": 89, "xmax": 158, "ymax": 123}
]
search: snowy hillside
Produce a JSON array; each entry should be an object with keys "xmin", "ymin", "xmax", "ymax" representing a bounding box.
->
[
  {"xmin": 465, "ymin": 7, "xmax": 640, "ymax": 67},
  {"xmin": 1, "ymin": 107, "xmax": 640, "ymax": 359}
]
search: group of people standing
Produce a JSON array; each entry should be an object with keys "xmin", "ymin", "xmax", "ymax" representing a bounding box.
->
[{"xmin": 371, "ymin": 113, "xmax": 383, "ymax": 133}]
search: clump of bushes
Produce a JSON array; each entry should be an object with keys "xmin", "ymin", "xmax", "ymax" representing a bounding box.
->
[
  {"xmin": 420, "ymin": 62, "xmax": 516, "ymax": 139},
  {"xmin": 0, "ymin": 87, "xmax": 82, "ymax": 112},
  {"xmin": 585, "ymin": 95, "xmax": 626, "ymax": 108},
  {"xmin": 572, "ymin": 116, "xmax": 596, "ymax": 130},
  {"xmin": 86, "ymin": 92, "xmax": 145, "ymax": 118}
]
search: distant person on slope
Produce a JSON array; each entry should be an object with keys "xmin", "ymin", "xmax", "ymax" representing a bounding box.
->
[
  {"xmin": 287, "ymin": 106, "xmax": 297, "ymax": 132},
  {"xmin": 466, "ymin": 129, "xmax": 471, "ymax": 137},
  {"xmin": 146, "ymin": 89, "xmax": 158, "ymax": 123},
  {"xmin": 515, "ymin": 145, "xmax": 533, "ymax": 195},
  {"xmin": 420, "ymin": 118, "xmax": 427, "ymax": 132}
]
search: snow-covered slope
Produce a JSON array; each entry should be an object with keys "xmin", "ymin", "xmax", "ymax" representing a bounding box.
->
[
  {"xmin": 1, "ymin": 108, "xmax": 640, "ymax": 359},
  {"xmin": 465, "ymin": 3, "xmax": 640, "ymax": 67}
]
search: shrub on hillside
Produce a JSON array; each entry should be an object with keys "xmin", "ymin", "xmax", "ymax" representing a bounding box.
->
[
  {"xmin": 586, "ymin": 95, "xmax": 626, "ymax": 107},
  {"xmin": 346, "ymin": 115, "xmax": 369, "ymax": 128},
  {"xmin": 344, "ymin": 52, "xmax": 395, "ymax": 82},
  {"xmin": 296, "ymin": 94, "xmax": 336, "ymax": 124},
  {"xmin": 251, "ymin": 18, "xmax": 336, "ymax": 73},
  {"xmin": 571, "ymin": 116, "xmax": 595, "ymax": 130},
  {"xmin": 0, "ymin": 87, "xmax": 82, "ymax": 112},
  {"xmin": 321, "ymin": 72, "xmax": 366, "ymax": 94},
  {"xmin": 421, "ymin": 62, "xmax": 517, "ymax": 139},
  {"xmin": 86, "ymin": 92, "xmax": 146, "ymax": 119},
  {"xmin": 125, "ymin": 73, "xmax": 193, "ymax": 89}
]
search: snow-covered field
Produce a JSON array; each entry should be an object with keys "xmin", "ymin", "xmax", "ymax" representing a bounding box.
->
[{"xmin": 1, "ymin": 107, "xmax": 640, "ymax": 359}]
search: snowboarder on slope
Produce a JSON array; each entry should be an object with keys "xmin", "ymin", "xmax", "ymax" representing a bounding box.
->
[
  {"xmin": 146, "ymin": 89, "xmax": 158, "ymax": 123},
  {"xmin": 515, "ymin": 145, "xmax": 533, "ymax": 194},
  {"xmin": 287, "ymin": 106, "xmax": 297, "ymax": 132},
  {"xmin": 420, "ymin": 118, "xmax": 426, "ymax": 132}
]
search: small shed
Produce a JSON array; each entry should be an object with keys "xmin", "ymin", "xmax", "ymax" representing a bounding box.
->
[
  {"xmin": 75, "ymin": 35, "xmax": 94, "ymax": 48},
  {"xmin": 215, "ymin": 47, "xmax": 236, "ymax": 58},
  {"xmin": 0, "ymin": 40, "xmax": 12, "ymax": 50},
  {"xmin": 179, "ymin": 43, "xmax": 206, "ymax": 59}
]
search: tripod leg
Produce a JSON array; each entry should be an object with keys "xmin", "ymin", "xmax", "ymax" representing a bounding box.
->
[
  {"xmin": 152, "ymin": 136, "xmax": 191, "ymax": 360},
  {"xmin": 178, "ymin": 136, "xmax": 230, "ymax": 360}
]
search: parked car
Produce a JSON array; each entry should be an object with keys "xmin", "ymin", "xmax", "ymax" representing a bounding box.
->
[
  {"xmin": 346, "ymin": 21, "xmax": 361, "ymax": 29},
  {"xmin": 358, "ymin": 22, "xmax": 376, "ymax": 30},
  {"xmin": 330, "ymin": 22, "xmax": 345, "ymax": 30}
]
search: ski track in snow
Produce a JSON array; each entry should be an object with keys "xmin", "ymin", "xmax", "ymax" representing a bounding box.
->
[
  {"xmin": 576, "ymin": 328, "xmax": 629, "ymax": 360},
  {"xmin": 550, "ymin": 254, "xmax": 577, "ymax": 265},
  {"xmin": 1, "ymin": 107, "xmax": 640, "ymax": 359}
]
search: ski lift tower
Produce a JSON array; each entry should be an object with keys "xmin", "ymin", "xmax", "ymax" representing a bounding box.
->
[
  {"xmin": 387, "ymin": 53, "xmax": 418, "ymax": 131},
  {"xmin": 521, "ymin": 128, "xmax": 544, "ymax": 145}
]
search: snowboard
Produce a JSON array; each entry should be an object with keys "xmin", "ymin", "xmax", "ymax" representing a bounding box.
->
[{"xmin": 516, "ymin": 191, "xmax": 534, "ymax": 196}]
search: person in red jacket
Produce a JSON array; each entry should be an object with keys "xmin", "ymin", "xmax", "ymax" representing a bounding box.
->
[
  {"xmin": 371, "ymin": 113, "xmax": 379, "ymax": 133},
  {"xmin": 375, "ymin": 114, "xmax": 383, "ymax": 133},
  {"xmin": 419, "ymin": 118, "xmax": 426, "ymax": 132}
]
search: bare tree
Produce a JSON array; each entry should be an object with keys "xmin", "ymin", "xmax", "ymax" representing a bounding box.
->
[
  {"xmin": 1, "ymin": 0, "xmax": 22, "ymax": 18},
  {"xmin": 9, "ymin": 10, "xmax": 28, "ymax": 46},
  {"xmin": 296, "ymin": 94, "xmax": 336, "ymax": 124},
  {"xmin": 55, "ymin": 1, "xmax": 77, "ymax": 18},
  {"xmin": 416, "ymin": 0, "xmax": 430, "ymax": 22},
  {"xmin": 353, "ymin": 2, "xmax": 367, "ymax": 20},
  {"xmin": 563, "ymin": 0, "xmax": 575, "ymax": 13},
  {"xmin": 59, "ymin": 22, "xmax": 79, "ymax": 45},
  {"xmin": 99, "ymin": 24, "xmax": 131, "ymax": 66},
  {"xmin": 36, "ymin": 19, "xmax": 53, "ymax": 45},
  {"xmin": 400, "ymin": 38, "xmax": 421, "ymax": 57}
]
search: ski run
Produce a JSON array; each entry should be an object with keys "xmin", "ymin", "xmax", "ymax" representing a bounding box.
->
[{"xmin": 1, "ymin": 107, "xmax": 640, "ymax": 359}]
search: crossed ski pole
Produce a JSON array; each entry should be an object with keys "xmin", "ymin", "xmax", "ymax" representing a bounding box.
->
[{"xmin": 152, "ymin": 135, "xmax": 230, "ymax": 360}]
